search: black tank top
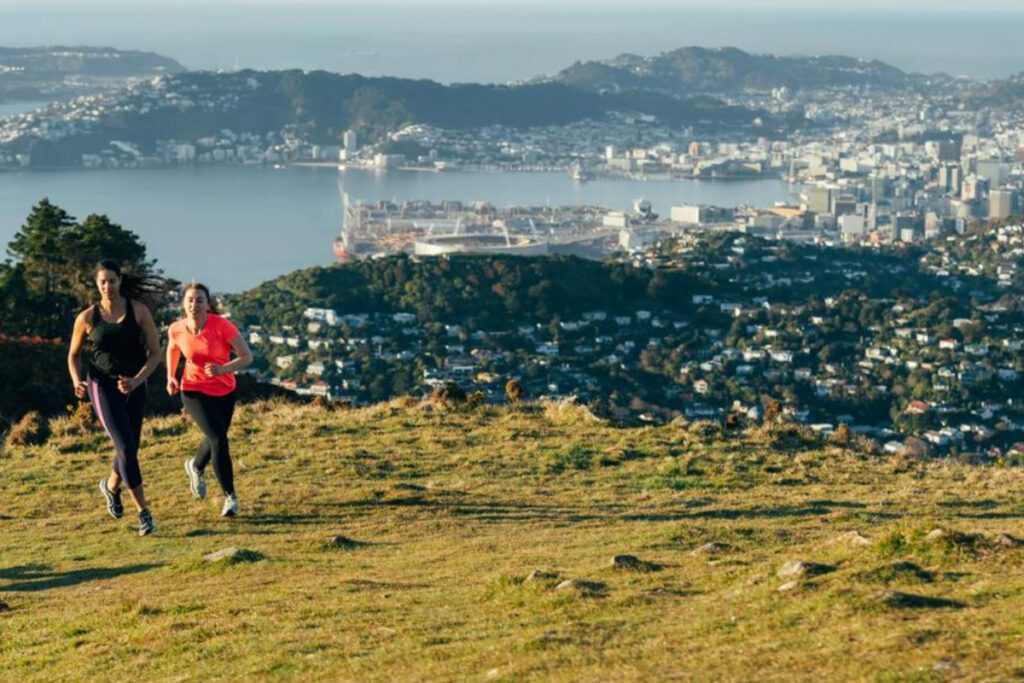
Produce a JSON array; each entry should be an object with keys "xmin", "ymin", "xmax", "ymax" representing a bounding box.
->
[{"xmin": 87, "ymin": 300, "xmax": 147, "ymax": 380}]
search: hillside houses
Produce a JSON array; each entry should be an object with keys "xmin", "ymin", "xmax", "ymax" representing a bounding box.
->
[{"xmin": 232, "ymin": 228, "xmax": 1024, "ymax": 455}]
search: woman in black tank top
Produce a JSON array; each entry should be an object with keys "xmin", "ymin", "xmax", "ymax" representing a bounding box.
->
[{"xmin": 68, "ymin": 260, "xmax": 162, "ymax": 537}]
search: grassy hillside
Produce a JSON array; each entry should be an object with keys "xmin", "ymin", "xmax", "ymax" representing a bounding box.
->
[{"xmin": 1, "ymin": 399, "xmax": 1023, "ymax": 681}]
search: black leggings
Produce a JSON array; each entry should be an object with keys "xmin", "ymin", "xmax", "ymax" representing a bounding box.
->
[
  {"xmin": 88, "ymin": 375, "xmax": 146, "ymax": 489},
  {"xmin": 182, "ymin": 390, "xmax": 236, "ymax": 496}
]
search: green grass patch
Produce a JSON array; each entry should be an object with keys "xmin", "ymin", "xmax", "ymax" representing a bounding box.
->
[{"xmin": 1, "ymin": 402, "xmax": 1023, "ymax": 680}]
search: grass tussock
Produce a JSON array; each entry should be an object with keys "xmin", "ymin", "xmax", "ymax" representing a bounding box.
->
[
  {"xmin": 1, "ymin": 400, "xmax": 1024, "ymax": 680},
  {"xmin": 3, "ymin": 410, "xmax": 48, "ymax": 450}
]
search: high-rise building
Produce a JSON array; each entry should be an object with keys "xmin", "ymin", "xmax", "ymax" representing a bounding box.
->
[
  {"xmin": 962, "ymin": 175, "xmax": 990, "ymax": 203},
  {"xmin": 806, "ymin": 186, "xmax": 831, "ymax": 214},
  {"xmin": 989, "ymin": 189, "xmax": 1016, "ymax": 220},
  {"xmin": 938, "ymin": 163, "xmax": 962, "ymax": 196},
  {"xmin": 936, "ymin": 140, "xmax": 961, "ymax": 163},
  {"xmin": 832, "ymin": 195, "xmax": 857, "ymax": 217},
  {"xmin": 870, "ymin": 175, "xmax": 890, "ymax": 202},
  {"xmin": 976, "ymin": 159, "xmax": 1008, "ymax": 187},
  {"xmin": 343, "ymin": 129, "xmax": 359, "ymax": 153},
  {"xmin": 895, "ymin": 213, "xmax": 918, "ymax": 242}
]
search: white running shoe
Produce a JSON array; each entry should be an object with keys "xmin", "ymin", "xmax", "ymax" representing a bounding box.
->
[
  {"xmin": 221, "ymin": 494, "xmax": 238, "ymax": 517},
  {"xmin": 138, "ymin": 508, "xmax": 156, "ymax": 537},
  {"xmin": 99, "ymin": 478, "xmax": 124, "ymax": 519},
  {"xmin": 184, "ymin": 458, "xmax": 207, "ymax": 500}
]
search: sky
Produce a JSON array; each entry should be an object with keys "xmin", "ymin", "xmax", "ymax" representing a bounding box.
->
[
  {"xmin": 2, "ymin": 0, "xmax": 1024, "ymax": 6},
  {"xmin": 3, "ymin": 0, "xmax": 1024, "ymax": 81}
]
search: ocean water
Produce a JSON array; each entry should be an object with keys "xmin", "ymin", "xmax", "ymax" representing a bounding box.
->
[
  {"xmin": 0, "ymin": 4, "xmax": 1022, "ymax": 82},
  {"xmin": 0, "ymin": 165, "xmax": 793, "ymax": 291},
  {"xmin": 0, "ymin": 101, "xmax": 48, "ymax": 119}
]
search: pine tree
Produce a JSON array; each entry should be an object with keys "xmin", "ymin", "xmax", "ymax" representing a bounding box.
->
[
  {"xmin": 6, "ymin": 199, "xmax": 75, "ymax": 336},
  {"xmin": 65, "ymin": 214, "xmax": 153, "ymax": 306}
]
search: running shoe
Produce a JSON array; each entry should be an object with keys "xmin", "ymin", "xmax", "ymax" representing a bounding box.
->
[
  {"xmin": 138, "ymin": 508, "xmax": 156, "ymax": 537},
  {"xmin": 99, "ymin": 478, "xmax": 124, "ymax": 519},
  {"xmin": 221, "ymin": 494, "xmax": 238, "ymax": 517},
  {"xmin": 184, "ymin": 458, "xmax": 207, "ymax": 500}
]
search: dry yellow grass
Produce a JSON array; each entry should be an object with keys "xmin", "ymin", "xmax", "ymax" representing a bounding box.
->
[{"xmin": 1, "ymin": 398, "xmax": 1023, "ymax": 681}]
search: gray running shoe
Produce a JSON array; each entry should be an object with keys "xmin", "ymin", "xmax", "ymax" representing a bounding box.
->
[
  {"xmin": 221, "ymin": 494, "xmax": 238, "ymax": 517},
  {"xmin": 138, "ymin": 508, "xmax": 156, "ymax": 537},
  {"xmin": 184, "ymin": 458, "xmax": 207, "ymax": 500},
  {"xmin": 99, "ymin": 478, "xmax": 124, "ymax": 519}
]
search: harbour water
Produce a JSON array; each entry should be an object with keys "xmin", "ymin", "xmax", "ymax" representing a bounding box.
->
[
  {"xmin": 0, "ymin": 101, "xmax": 48, "ymax": 119},
  {"xmin": 0, "ymin": 165, "xmax": 793, "ymax": 291}
]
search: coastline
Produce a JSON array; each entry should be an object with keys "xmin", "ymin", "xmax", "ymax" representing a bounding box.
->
[{"xmin": 0, "ymin": 159, "xmax": 786, "ymax": 183}]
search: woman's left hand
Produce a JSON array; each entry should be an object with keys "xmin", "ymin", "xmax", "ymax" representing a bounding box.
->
[
  {"xmin": 205, "ymin": 363, "xmax": 223, "ymax": 377},
  {"xmin": 117, "ymin": 376, "xmax": 140, "ymax": 394}
]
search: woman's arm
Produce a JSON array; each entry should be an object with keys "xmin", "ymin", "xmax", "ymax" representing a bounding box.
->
[
  {"xmin": 208, "ymin": 333, "xmax": 253, "ymax": 377},
  {"xmin": 67, "ymin": 310, "xmax": 90, "ymax": 399},
  {"xmin": 166, "ymin": 326, "xmax": 181, "ymax": 395},
  {"xmin": 119, "ymin": 302, "xmax": 163, "ymax": 394}
]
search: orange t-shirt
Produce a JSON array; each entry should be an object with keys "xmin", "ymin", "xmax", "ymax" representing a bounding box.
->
[{"xmin": 169, "ymin": 314, "xmax": 241, "ymax": 396}]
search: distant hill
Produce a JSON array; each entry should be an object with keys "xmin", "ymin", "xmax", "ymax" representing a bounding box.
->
[
  {"xmin": 0, "ymin": 46, "xmax": 185, "ymax": 103},
  {"xmin": 545, "ymin": 46, "xmax": 918, "ymax": 94},
  {"xmin": 961, "ymin": 71, "xmax": 1024, "ymax": 107},
  {"xmin": 2, "ymin": 69, "xmax": 771, "ymax": 165},
  {"xmin": 0, "ymin": 46, "xmax": 184, "ymax": 77}
]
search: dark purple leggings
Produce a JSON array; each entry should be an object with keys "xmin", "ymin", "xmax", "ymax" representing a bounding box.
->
[{"xmin": 88, "ymin": 375, "xmax": 146, "ymax": 489}]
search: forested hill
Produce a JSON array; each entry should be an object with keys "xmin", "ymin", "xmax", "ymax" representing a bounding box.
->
[
  {"xmin": 545, "ymin": 46, "xmax": 922, "ymax": 94},
  {"xmin": 222, "ymin": 241, "xmax": 924, "ymax": 332},
  {"xmin": 0, "ymin": 69, "xmax": 769, "ymax": 163}
]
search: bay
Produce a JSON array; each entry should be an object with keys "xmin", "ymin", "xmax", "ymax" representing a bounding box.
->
[
  {"xmin": 0, "ymin": 165, "xmax": 793, "ymax": 292},
  {"xmin": 0, "ymin": 101, "xmax": 50, "ymax": 120}
]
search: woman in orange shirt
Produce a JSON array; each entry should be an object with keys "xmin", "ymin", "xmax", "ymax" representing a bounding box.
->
[{"xmin": 166, "ymin": 282, "xmax": 252, "ymax": 517}]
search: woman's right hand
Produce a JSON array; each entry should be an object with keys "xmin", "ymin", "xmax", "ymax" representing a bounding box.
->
[
  {"xmin": 167, "ymin": 377, "xmax": 180, "ymax": 395},
  {"xmin": 73, "ymin": 381, "xmax": 88, "ymax": 400}
]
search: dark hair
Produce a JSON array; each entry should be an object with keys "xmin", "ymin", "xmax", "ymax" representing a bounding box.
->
[
  {"xmin": 94, "ymin": 259, "xmax": 167, "ymax": 310},
  {"xmin": 181, "ymin": 281, "xmax": 219, "ymax": 315}
]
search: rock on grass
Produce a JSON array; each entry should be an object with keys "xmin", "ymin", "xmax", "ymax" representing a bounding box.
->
[
  {"xmin": 524, "ymin": 569, "xmax": 560, "ymax": 584},
  {"xmin": 325, "ymin": 535, "xmax": 366, "ymax": 550},
  {"xmin": 556, "ymin": 579, "xmax": 606, "ymax": 595},
  {"xmin": 777, "ymin": 561, "xmax": 834, "ymax": 579},
  {"xmin": 203, "ymin": 547, "xmax": 263, "ymax": 564},
  {"xmin": 830, "ymin": 531, "xmax": 871, "ymax": 547},
  {"xmin": 609, "ymin": 555, "xmax": 662, "ymax": 572},
  {"xmin": 995, "ymin": 533, "xmax": 1020, "ymax": 548},
  {"xmin": 690, "ymin": 542, "xmax": 733, "ymax": 556}
]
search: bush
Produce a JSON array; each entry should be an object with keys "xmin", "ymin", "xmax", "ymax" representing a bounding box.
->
[
  {"xmin": 686, "ymin": 420, "xmax": 722, "ymax": 441},
  {"xmin": 505, "ymin": 379, "xmax": 524, "ymax": 403},
  {"xmin": 829, "ymin": 423, "xmax": 851, "ymax": 447},
  {"xmin": 4, "ymin": 411, "xmax": 48, "ymax": 449},
  {"xmin": 66, "ymin": 401, "xmax": 96, "ymax": 435},
  {"xmin": 429, "ymin": 382, "xmax": 467, "ymax": 408},
  {"xmin": 768, "ymin": 423, "xmax": 819, "ymax": 452},
  {"xmin": 763, "ymin": 399, "xmax": 782, "ymax": 426}
]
